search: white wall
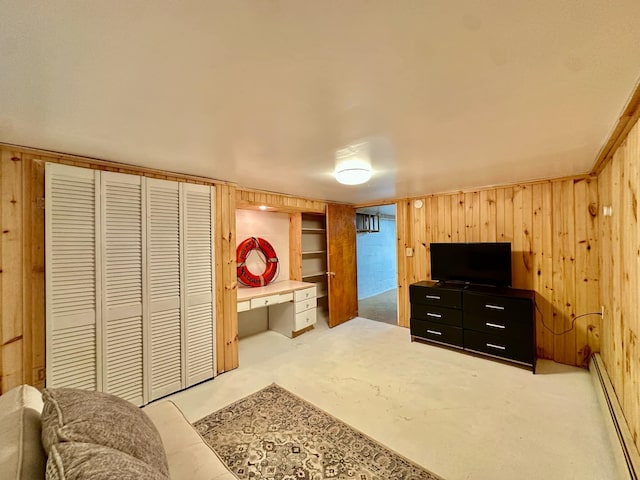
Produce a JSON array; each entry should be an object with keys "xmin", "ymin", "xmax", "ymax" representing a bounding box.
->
[
  {"xmin": 356, "ymin": 216, "xmax": 397, "ymax": 299},
  {"xmin": 235, "ymin": 209, "xmax": 290, "ymax": 338},
  {"xmin": 236, "ymin": 209, "xmax": 289, "ymax": 284}
]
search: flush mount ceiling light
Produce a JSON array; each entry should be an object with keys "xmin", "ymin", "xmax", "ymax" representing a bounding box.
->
[{"xmin": 334, "ymin": 144, "xmax": 372, "ymax": 185}]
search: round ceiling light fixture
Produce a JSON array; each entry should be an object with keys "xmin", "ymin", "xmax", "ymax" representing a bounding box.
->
[
  {"xmin": 334, "ymin": 164, "xmax": 372, "ymax": 185},
  {"xmin": 334, "ymin": 143, "xmax": 372, "ymax": 185}
]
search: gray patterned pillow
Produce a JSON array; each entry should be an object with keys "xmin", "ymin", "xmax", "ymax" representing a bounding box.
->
[
  {"xmin": 41, "ymin": 388, "xmax": 169, "ymax": 476},
  {"xmin": 46, "ymin": 442, "xmax": 169, "ymax": 480}
]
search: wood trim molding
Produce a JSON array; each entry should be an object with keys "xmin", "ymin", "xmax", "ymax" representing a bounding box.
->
[
  {"xmin": 591, "ymin": 80, "xmax": 640, "ymax": 176},
  {"xmin": 0, "ymin": 142, "xmax": 236, "ymax": 188}
]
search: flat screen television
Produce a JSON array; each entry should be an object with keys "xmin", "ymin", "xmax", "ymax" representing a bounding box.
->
[{"xmin": 430, "ymin": 242, "xmax": 512, "ymax": 287}]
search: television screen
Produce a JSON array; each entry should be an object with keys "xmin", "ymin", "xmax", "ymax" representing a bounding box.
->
[{"xmin": 430, "ymin": 242, "xmax": 512, "ymax": 287}]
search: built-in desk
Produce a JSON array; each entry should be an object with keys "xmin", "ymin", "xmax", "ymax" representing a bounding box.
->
[{"xmin": 237, "ymin": 280, "xmax": 317, "ymax": 338}]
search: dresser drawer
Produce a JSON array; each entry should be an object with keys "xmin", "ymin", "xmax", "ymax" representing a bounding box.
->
[
  {"xmin": 410, "ymin": 285, "xmax": 462, "ymax": 308},
  {"xmin": 411, "ymin": 304, "xmax": 462, "ymax": 327},
  {"xmin": 295, "ymin": 298, "xmax": 316, "ymax": 314},
  {"xmin": 294, "ymin": 286, "xmax": 317, "ymax": 302},
  {"xmin": 410, "ymin": 319, "xmax": 463, "ymax": 348},
  {"xmin": 294, "ymin": 307, "xmax": 316, "ymax": 331},
  {"xmin": 464, "ymin": 329, "xmax": 533, "ymax": 365},
  {"xmin": 464, "ymin": 312, "xmax": 532, "ymax": 338},
  {"xmin": 463, "ymin": 291, "xmax": 532, "ymax": 323}
]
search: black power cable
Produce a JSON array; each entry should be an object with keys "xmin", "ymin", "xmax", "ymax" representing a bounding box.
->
[{"xmin": 535, "ymin": 302, "xmax": 603, "ymax": 335}]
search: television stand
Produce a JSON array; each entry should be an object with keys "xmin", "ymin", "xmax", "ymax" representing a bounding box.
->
[{"xmin": 409, "ymin": 280, "xmax": 536, "ymax": 372}]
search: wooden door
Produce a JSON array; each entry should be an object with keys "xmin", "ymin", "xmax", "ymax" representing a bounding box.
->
[{"xmin": 326, "ymin": 203, "xmax": 358, "ymax": 327}]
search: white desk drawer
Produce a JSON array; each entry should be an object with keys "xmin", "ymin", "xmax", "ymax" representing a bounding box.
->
[
  {"xmin": 294, "ymin": 286, "xmax": 316, "ymax": 302},
  {"xmin": 279, "ymin": 292, "xmax": 294, "ymax": 303},
  {"xmin": 295, "ymin": 298, "xmax": 316, "ymax": 314},
  {"xmin": 294, "ymin": 307, "xmax": 316, "ymax": 331},
  {"xmin": 237, "ymin": 300, "xmax": 251, "ymax": 313},
  {"xmin": 250, "ymin": 294, "xmax": 281, "ymax": 309}
]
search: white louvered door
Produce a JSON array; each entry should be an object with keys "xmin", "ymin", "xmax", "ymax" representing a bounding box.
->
[
  {"xmin": 182, "ymin": 183, "xmax": 216, "ymax": 386},
  {"xmin": 100, "ymin": 172, "xmax": 145, "ymax": 406},
  {"xmin": 45, "ymin": 164, "xmax": 100, "ymax": 390},
  {"xmin": 46, "ymin": 165, "xmax": 216, "ymax": 403},
  {"xmin": 145, "ymin": 178, "xmax": 182, "ymax": 400}
]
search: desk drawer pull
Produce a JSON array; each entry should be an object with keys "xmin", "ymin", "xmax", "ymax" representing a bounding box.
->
[
  {"xmin": 486, "ymin": 343, "xmax": 506, "ymax": 351},
  {"xmin": 427, "ymin": 312, "xmax": 442, "ymax": 318},
  {"xmin": 485, "ymin": 304, "xmax": 505, "ymax": 310},
  {"xmin": 486, "ymin": 322, "xmax": 505, "ymax": 329},
  {"xmin": 426, "ymin": 295, "xmax": 441, "ymax": 300},
  {"xmin": 427, "ymin": 329, "xmax": 442, "ymax": 336}
]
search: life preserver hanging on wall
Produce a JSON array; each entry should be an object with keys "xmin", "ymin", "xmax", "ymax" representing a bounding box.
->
[{"xmin": 236, "ymin": 237, "xmax": 280, "ymax": 287}]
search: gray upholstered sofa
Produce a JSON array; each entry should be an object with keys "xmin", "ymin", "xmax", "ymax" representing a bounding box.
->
[{"xmin": 0, "ymin": 384, "xmax": 236, "ymax": 479}]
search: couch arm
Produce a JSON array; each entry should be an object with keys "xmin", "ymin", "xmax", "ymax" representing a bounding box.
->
[{"xmin": 142, "ymin": 400, "xmax": 237, "ymax": 480}]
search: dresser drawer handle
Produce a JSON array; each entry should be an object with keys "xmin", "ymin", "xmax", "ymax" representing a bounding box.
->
[
  {"xmin": 486, "ymin": 322, "xmax": 506, "ymax": 329},
  {"xmin": 426, "ymin": 329, "xmax": 442, "ymax": 336},
  {"xmin": 486, "ymin": 343, "xmax": 506, "ymax": 350},
  {"xmin": 485, "ymin": 304, "xmax": 505, "ymax": 310},
  {"xmin": 427, "ymin": 312, "xmax": 442, "ymax": 318},
  {"xmin": 425, "ymin": 295, "xmax": 441, "ymax": 300}
]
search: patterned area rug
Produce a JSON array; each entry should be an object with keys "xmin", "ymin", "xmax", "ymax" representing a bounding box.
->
[{"xmin": 194, "ymin": 384, "xmax": 442, "ymax": 480}]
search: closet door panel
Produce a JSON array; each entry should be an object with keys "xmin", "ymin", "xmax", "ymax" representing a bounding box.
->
[
  {"xmin": 101, "ymin": 172, "xmax": 144, "ymax": 405},
  {"xmin": 182, "ymin": 184, "xmax": 215, "ymax": 386},
  {"xmin": 45, "ymin": 164, "xmax": 99, "ymax": 390},
  {"xmin": 146, "ymin": 178, "xmax": 182, "ymax": 400}
]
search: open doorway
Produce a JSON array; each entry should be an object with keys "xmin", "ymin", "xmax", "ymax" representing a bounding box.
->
[{"xmin": 355, "ymin": 204, "xmax": 397, "ymax": 325}]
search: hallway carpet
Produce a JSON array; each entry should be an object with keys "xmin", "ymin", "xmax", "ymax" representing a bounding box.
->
[{"xmin": 358, "ymin": 288, "xmax": 397, "ymax": 325}]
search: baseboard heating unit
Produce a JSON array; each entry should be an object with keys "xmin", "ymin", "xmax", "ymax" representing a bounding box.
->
[{"xmin": 590, "ymin": 353, "xmax": 640, "ymax": 480}]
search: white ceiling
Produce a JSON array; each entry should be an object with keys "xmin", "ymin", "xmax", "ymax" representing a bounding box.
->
[{"xmin": 2, "ymin": 1, "xmax": 640, "ymax": 204}]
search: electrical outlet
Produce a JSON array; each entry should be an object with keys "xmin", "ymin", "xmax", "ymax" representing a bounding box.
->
[{"xmin": 406, "ymin": 247, "xmax": 413, "ymax": 257}]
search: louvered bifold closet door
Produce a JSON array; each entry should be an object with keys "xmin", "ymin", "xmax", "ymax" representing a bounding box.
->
[
  {"xmin": 101, "ymin": 172, "xmax": 145, "ymax": 406},
  {"xmin": 182, "ymin": 183, "xmax": 216, "ymax": 387},
  {"xmin": 45, "ymin": 164, "xmax": 100, "ymax": 390},
  {"xmin": 145, "ymin": 178, "xmax": 182, "ymax": 400}
]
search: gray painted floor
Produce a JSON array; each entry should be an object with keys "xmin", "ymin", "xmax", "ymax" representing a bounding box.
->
[{"xmin": 166, "ymin": 316, "xmax": 621, "ymax": 480}]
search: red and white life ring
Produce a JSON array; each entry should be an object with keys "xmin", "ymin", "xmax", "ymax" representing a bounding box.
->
[{"xmin": 236, "ymin": 237, "xmax": 279, "ymax": 287}]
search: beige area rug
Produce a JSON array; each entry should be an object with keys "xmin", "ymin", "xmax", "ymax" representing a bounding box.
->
[
  {"xmin": 194, "ymin": 384, "xmax": 442, "ymax": 480},
  {"xmin": 358, "ymin": 288, "xmax": 398, "ymax": 325}
]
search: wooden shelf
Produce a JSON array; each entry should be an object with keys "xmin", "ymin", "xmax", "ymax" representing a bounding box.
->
[
  {"xmin": 302, "ymin": 272, "xmax": 326, "ymax": 279},
  {"xmin": 302, "ymin": 250, "xmax": 326, "ymax": 255},
  {"xmin": 302, "ymin": 228, "xmax": 326, "ymax": 233}
]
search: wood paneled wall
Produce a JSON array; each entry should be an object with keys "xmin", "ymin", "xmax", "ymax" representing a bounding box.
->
[
  {"xmin": 0, "ymin": 150, "xmax": 45, "ymax": 392},
  {"xmin": 598, "ymin": 118, "xmax": 640, "ymax": 451},
  {"xmin": 396, "ymin": 177, "xmax": 600, "ymax": 367},
  {"xmin": 0, "ymin": 144, "xmax": 238, "ymax": 393},
  {"xmin": 237, "ymin": 187, "xmax": 326, "ymax": 213}
]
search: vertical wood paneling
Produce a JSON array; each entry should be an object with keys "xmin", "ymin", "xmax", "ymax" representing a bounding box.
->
[
  {"xmin": 24, "ymin": 158, "xmax": 45, "ymax": 388},
  {"xmin": 289, "ymin": 213, "xmax": 302, "ymax": 281},
  {"xmin": 215, "ymin": 184, "xmax": 238, "ymax": 372},
  {"xmin": 396, "ymin": 177, "xmax": 599, "ymax": 367},
  {"xmin": 599, "ymin": 118, "xmax": 640, "ymax": 452},
  {"xmin": 573, "ymin": 178, "xmax": 600, "ymax": 367},
  {"xmin": 599, "ymin": 162, "xmax": 613, "ymax": 374},
  {"xmin": 1, "ymin": 151, "xmax": 24, "ymax": 392},
  {"xmin": 396, "ymin": 200, "xmax": 410, "ymax": 328}
]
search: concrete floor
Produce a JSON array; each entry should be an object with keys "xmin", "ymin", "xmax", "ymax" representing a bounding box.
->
[{"xmin": 166, "ymin": 316, "xmax": 621, "ymax": 480}]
